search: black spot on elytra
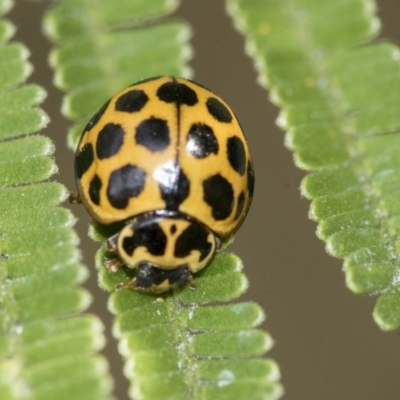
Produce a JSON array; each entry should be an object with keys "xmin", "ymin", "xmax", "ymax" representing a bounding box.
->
[
  {"xmin": 203, "ymin": 174, "xmax": 234, "ymax": 220},
  {"xmin": 135, "ymin": 117, "xmax": 170, "ymax": 152},
  {"xmin": 89, "ymin": 174, "xmax": 102, "ymax": 205},
  {"xmin": 247, "ymin": 160, "xmax": 255, "ymax": 198},
  {"xmin": 175, "ymin": 223, "xmax": 213, "ymax": 262},
  {"xmin": 84, "ymin": 99, "xmax": 111, "ymax": 132},
  {"xmin": 234, "ymin": 191, "xmax": 245, "ymax": 221},
  {"xmin": 96, "ymin": 123, "xmax": 125, "ymax": 159},
  {"xmin": 115, "ymin": 89, "xmax": 149, "ymax": 113},
  {"xmin": 107, "ymin": 164, "xmax": 146, "ymax": 209},
  {"xmin": 186, "ymin": 123, "xmax": 219, "ymax": 158},
  {"xmin": 206, "ymin": 97, "xmax": 232, "ymax": 123},
  {"xmin": 75, "ymin": 143, "xmax": 94, "ymax": 179},
  {"xmin": 227, "ymin": 136, "xmax": 246, "ymax": 176},
  {"xmin": 157, "ymin": 80, "xmax": 198, "ymax": 106},
  {"xmin": 159, "ymin": 168, "xmax": 190, "ymax": 210},
  {"xmin": 170, "ymin": 224, "xmax": 177, "ymax": 235},
  {"xmin": 135, "ymin": 263, "xmax": 190, "ymax": 288},
  {"xmin": 122, "ymin": 221, "xmax": 166, "ymax": 257}
]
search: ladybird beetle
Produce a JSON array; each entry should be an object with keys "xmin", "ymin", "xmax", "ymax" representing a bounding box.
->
[{"xmin": 75, "ymin": 76, "xmax": 254, "ymax": 292}]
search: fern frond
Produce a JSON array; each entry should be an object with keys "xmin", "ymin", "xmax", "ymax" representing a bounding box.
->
[
  {"xmin": 227, "ymin": 0, "xmax": 400, "ymax": 330},
  {"xmin": 105, "ymin": 252, "xmax": 280, "ymax": 400},
  {"xmin": 0, "ymin": 1, "xmax": 112, "ymax": 399}
]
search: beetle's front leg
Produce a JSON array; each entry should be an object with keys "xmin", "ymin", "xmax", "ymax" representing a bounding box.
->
[{"xmin": 104, "ymin": 232, "xmax": 124, "ymax": 272}]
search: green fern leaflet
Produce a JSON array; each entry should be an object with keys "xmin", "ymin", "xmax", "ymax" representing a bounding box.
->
[
  {"xmin": 0, "ymin": 1, "xmax": 112, "ymax": 399},
  {"xmin": 228, "ymin": 0, "xmax": 400, "ymax": 330}
]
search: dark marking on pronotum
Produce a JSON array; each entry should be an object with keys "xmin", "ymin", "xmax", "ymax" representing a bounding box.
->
[
  {"xmin": 175, "ymin": 223, "xmax": 213, "ymax": 262},
  {"xmin": 234, "ymin": 191, "xmax": 246, "ymax": 221},
  {"xmin": 157, "ymin": 80, "xmax": 198, "ymax": 106},
  {"xmin": 206, "ymin": 97, "xmax": 232, "ymax": 123},
  {"xmin": 170, "ymin": 224, "xmax": 177, "ymax": 235},
  {"xmin": 96, "ymin": 123, "xmax": 125, "ymax": 159},
  {"xmin": 135, "ymin": 263, "xmax": 190, "ymax": 288},
  {"xmin": 186, "ymin": 123, "xmax": 219, "ymax": 158},
  {"xmin": 227, "ymin": 136, "xmax": 246, "ymax": 176},
  {"xmin": 203, "ymin": 174, "xmax": 234, "ymax": 220},
  {"xmin": 115, "ymin": 89, "xmax": 149, "ymax": 113},
  {"xmin": 159, "ymin": 169, "xmax": 190, "ymax": 210},
  {"xmin": 135, "ymin": 117, "xmax": 170, "ymax": 152},
  {"xmin": 122, "ymin": 221, "xmax": 167, "ymax": 257},
  {"xmin": 88, "ymin": 174, "xmax": 102, "ymax": 205},
  {"xmin": 107, "ymin": 164, "xmax": 146, "ymax": 209},
  {"xmin": 75, "ymin": 143, "xmax": 94, "ymax": 179}
]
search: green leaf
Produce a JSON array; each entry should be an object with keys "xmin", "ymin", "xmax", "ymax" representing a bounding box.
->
[
  {"xmin": 227, "ymin": 0, "xmax": 400, "ymax": 329},
  {"xmin": 44, "ymin": 1, "xmax": 282, "ymax": 398},
  {"xmin": 373, "ymin": 287, "xmax": 400, "ymax": 331},
  {"xmin": 0, "ymin": 2, "xmax": 112, "ymax": 399}
]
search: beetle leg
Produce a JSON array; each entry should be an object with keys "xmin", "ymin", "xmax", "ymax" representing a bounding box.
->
[
  {"xmin": 69, "ymin": 193, "xmax": 82, "ymax": 204},
  {"xmin": 116, "ymin": 277, "xmax": 138, "ymax": 290},
  {"xmin": 106, "ymin": 233, "xmax": 119, "ymax": 252},
  {"xmin": 105, "ymin": 257, "xmax": 124, "ymax": 272},
  {"xmin": 187, "ymin": 273, "xmax": 196, "ymax": 289}
]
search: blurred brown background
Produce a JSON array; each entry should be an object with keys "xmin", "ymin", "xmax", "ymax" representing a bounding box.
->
[{"xmin": 10, "ymin": 1, "xmax": 400, "ymax": 399}]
